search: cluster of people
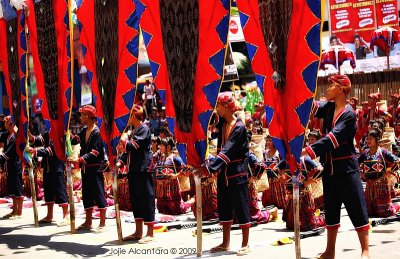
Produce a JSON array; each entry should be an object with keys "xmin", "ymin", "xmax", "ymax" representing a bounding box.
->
[{"xmin": 2, "ymin": 74, "xmax": 400, "ymax": 258}]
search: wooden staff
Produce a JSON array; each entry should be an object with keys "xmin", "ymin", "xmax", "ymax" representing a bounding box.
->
[
  {"xmin": 66, "ymin": 0, "xmax": 76, "ymax": 234},
  {"xmin": 113, "ymin": 151, "xmax": 123, "ymax": 244},
  {"xmin": 194, "ymin": 171, "xmax": 202, "ymax": 257},
  {"xmin": 292, "ymin": 169, "xmax": 301, "ymax": 259},
  {"xmin": 23, "ymin": 6, "xmax": 38, "ymax": 227}
]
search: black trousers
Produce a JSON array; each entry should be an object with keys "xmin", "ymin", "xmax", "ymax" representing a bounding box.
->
[
  {"xmin": 43, "ymin": 171, "xmax": 68, "ymax": 205},
  {"xmin": 217, "ymin": 180, "xmax": 250, "ymax": 226},
  {"xmin": 7, "ymin": 169, "xmax": 23, "ymax": 197},
  {"xmin": 128, "ymin": 172, "xmax": 155, "ymax": 224},
  {"xmin": 81, "ymin": 168, "xmax": 107, "ymax": 209},
  {"xmin": 323, "ymin": 171, "xmax": 369, "ymax": 229}
]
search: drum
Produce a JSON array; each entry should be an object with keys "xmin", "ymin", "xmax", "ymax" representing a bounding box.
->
[
  {"xmin": 361, "ymin": 160, "xmax": 385, "ymax": 180},
  {"xmin": 0, "ymin": 168, "xmax": 7, "ymax": 197},
  {"xmin": 192, "ymin": 176, "xmax": 218, "ymax": 220}
]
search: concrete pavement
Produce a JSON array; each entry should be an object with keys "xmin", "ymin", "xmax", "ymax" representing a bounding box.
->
[{"xmin": 0, "ymin": 199, "xmax": 400, "ymax": 259}]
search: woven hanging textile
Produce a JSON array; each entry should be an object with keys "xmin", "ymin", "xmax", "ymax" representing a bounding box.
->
[
  {"xmin": 136, "ymin": 0, "xmax": 230, "ymax": 167},
  {"xmin": 0, "ymin": 7, "xmax": 27, "ymax": 158},
  {"xmin": 22, "ymin": 0, "xmax": 67, "ymax": 161},
  {"xmin": 236, "ymin": 0, "xmax": 322, "ymax": 169},
  {"xmin": 77, "ymin": 0, "xmax": 139, "ymax": 163}
]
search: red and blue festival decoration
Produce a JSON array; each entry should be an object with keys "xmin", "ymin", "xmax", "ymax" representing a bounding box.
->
[{"xmin": 236, "ymin": 0, "xmax": 323, "ymax": 170}]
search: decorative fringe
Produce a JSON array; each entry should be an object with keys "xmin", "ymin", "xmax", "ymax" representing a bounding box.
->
[
  {"xmin": 94, "ymin": 0, "xmax": 118, "ymax": 135},
  {"xmin": 159, "ymin": 0, "xmax": 199, "ymax": 132},
  {"xmin": 34, "ymin": 0, "xmax": 59, "ymax": 120}
]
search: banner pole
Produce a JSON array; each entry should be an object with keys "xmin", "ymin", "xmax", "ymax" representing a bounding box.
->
[{"xmin": 66, "ymin": 0, "xmax": 76, "ymax": 234}]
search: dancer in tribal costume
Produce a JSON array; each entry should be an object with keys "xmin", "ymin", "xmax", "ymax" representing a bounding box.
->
[
  {"xmin": 282, "ymin": 156, "xmax": 325, "ymax": 231},
  {"xmin": 155, "ymin": 138, "xmax": 191, "ymax": 215},
  {"xmin": 203, "ymin": 92, "xmax": 251, "ymax": 255},
  {"xmin": 302, "ymin": 75, "xmax": 370, "ymax": 259},
  {"xmin": 69, "ymin": 105, "xmax": 107, "ymax": 232},
  {"xmin": 358, "ymin": 129, "xmax": 400, "ymax": 218},
  {"xmin": 117, "ymin": 104, "xmax": 155, "ymax": 244},
  {"xmin": 26, "ymin": 131, "xmax": 69, "ymax": 226},
  {"xmin": 261, "ymin": 134, "xmax": 287, "ymax": 209},
  {"xmin": 0, "ymin": 116, "xmax": 23, "ymax": 220},
  {"xmin": 248, "ymin": 152, "xmax": 278, "ymax": 223}
]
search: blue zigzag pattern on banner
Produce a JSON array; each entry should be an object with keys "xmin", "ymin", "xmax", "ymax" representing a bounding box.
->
[
  {"xmin": 306, "ymin": 0, "xmax": 321, "ymax": 19},
  {"xmin": 216, "ymin": 14, "xmax": 229, "ymax": 44},
  {"xmin": 115, "ymin": 114, "xmax": 131, "ymax": 135},
  {"xmin": 272, "ymin": 137, "xmax": 286, "ymax": 160},
  {"xmin": 203, "ymin": 80, "xmax": 220, "ymax": 107},
  {"xmin": 198, "ymin": 110, "xmax": 213, "ymax": 137},
  {"xmin": 195, "ymin": 140, "xmax": 207, "ymax": 165},
  {"xmin": 306, "ymin": 24, "xmax": 321, "ymax": 57},
  {"xmin": 167, "ymin": 117, "xmax": 175, "ymax": 135},
  {"xmin": 246, "ymin": 43, "xmax": 257, "ymax": 62},
  {"xmin": 122, "ymin": 88, "xmax": 136, "ymax": 111},
  {"xmin": 289, "ymin": 133, "xmax": 305, "ymax": 163},
  {"xmin": 295, "ymin": 97, "xmax": 313, "ymax": 128},
  {"xmin": 124, "ymin": 63, "xmax": 138, "ymax": 86},
  {"xmin": 302, "ymin": 60, "xmax": 319, "ymax": 93},
  {"xmin": 209, "ymin": 49, "xmax": 225, "ymax": 77},
  {"xmin": 254, "ymin": 74, "xmax": 265, "ymax": 95},
  {"xmin": 176, "ymin": 143, "xmax": 187, "ymax": 165},
  {"xmin": 238, "ymin": 11, "xmax": 249, "ymax": 29}
]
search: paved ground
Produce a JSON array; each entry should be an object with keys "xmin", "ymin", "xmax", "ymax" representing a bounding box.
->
[{"xmin": 0, "ymin": 199, "xmax": 400, "ymax": 259}]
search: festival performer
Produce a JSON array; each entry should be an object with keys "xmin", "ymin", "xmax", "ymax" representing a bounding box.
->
[
  {"xmin": 155, "ymin": 138, "xmax": 191, "ymax": 215},
  {"xmin": 117, "ymin": 104, "xmax": 155, "ymax": 244},
  {"xmin": 26, "ymin": 131, "xmax": 69, "ymax": 226},
  {"xmin": 248, "ymin": 151, "xmax": 278, "ymax": 223},
  {"xmin": 302, "ymin": 75, "xmax": 370, "ymax": 259},
  {"xmin": 358, "ymin": 129, "xmax": 400, "ymax": 217},
  {"xmin": 282, "ymin": 156, "xmax": 325, "ymax": 231},
  {"xmin": 0, "ymin": 116, "xmax": 23, "ymax": 220},
  {"xmin": 68, "ymin": 105, "xmax": 107, "ymax": 232},
  {"xmin": 261, "ymin": 134, "xmax": 287, "ymax": 209},
  {"xmin": 202, "ymin": 92, "xmax": 251, "ymax": 256}
]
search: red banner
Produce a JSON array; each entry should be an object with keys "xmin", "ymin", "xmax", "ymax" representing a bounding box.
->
[
  {"xmin": 353, "ymin": 0, "xmax": 376, "ymax": 42},
  {"xmin": 375, "ymin": 0, "xmax": 399, "ymax": 29},
  {"xmin": 329, "ymin": 0, "xmax": 354, "ymax": 44}
]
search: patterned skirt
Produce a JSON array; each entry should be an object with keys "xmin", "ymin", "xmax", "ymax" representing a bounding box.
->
[
  {"xmin": 283, "ymin": 188, "xmax": 325, "ymax": 231},
  {"xmin": 191, "ymin": 176, "xmax": 218, "ymax": 220},
  {"xmin": 156, "ymin": 178, "xmax": 189, "ymax": 215},
  {"xmin": 262, "ymin": 178, "xmax": 288, "ymax": 209},
  {"xmin": 365, "ymin": 176, "xmax": 400, "ymax": 217},
  {"xmin": 117, "ymin": 175, "xmax": 132, "ymax": 211}
]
